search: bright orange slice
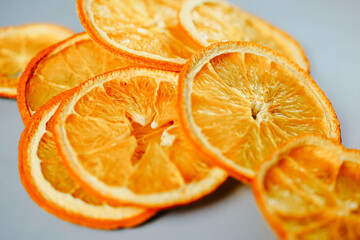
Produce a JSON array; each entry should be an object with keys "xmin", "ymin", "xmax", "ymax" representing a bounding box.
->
[
  {"xmin": 178, "ymin": 42, "xmax": 340, "ymax": 183},
  {"xmin": 53, "ymin": 67, "xmax": 227, "ymax": 208},
  {"xmin": 0, "ymin": 23, "xmax": 73, "ymax": 98},
  {"xmin": 19, "ymin": 93, "xmax": 156, "ymax": 229},
  {"xmin": 253, "ymin": 135, "xmax": 360, "ymax": 240},
  {"xmin": 77, "ymin": 0, "xmax": 200, "ymax": 71},
  {"xmin": 17, "ymin": 32, "xmax": 137, "ymax": 125},
  {"xmin": 179, "ymin": 0, "xmax": 309, "ymax": 71}
]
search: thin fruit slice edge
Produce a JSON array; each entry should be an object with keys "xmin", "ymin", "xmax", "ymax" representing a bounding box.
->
[
  {"xmin": 252, "ymin": 134, "xmax": 360, "ymax": 240},
  {"xmin": 0, "ymin": 23, "xmax": 73, "ymax": 98},
  {"xmin": 17, "ymin": 32, "xmax": 137, "ymax": 125},
  {"xmin": 77, "ymin": 0, "xmax": 200, "ymax": 71},
  {"xmin": 53, "ymin": 67, "xmax": 228, "ymax": 208},
  {"xmin": 179, "ymin": 0, "xmax": 309, "ymax": 71},
  {"xmin": 19, "ymin": 93, "xmax": 156, "ymax": 229},
  {"xmin": 178, "ymin": 41, "xmax": 340, "ymax": 183}
]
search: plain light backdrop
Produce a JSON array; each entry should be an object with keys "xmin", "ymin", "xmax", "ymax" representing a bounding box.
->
[{"xmin": 0, "ymin": 0, "xmax": 359, "ymax": 239}]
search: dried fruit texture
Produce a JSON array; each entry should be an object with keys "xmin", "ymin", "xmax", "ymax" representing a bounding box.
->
[
  {"xmin": 19, "ymin": 94, "xmax": 156, "ymax": 229},
  {"xmin": 17, "ymin": 32, "xmax": 137, "ymax": 125},
  {"xmin": 0, "ymin": 23, "xmax": 73, "ymax": 98},
  {"xmin": 178, "ymin": 42, "xmax": 340, "ymax": 182},
  {"xmin": 53, "ymin": 67, "xmax": 227, "ymax": 208},
  {"xmin": 179, "ymin": 0, "xmax": 309, "ymax": 71},
  {"xmin": 77, "ymin": 0, "xmax": 200, "ymax": 71},
  {"xmin": 253, "ymin": 135, "xmax": 360, "ymax": 240}
]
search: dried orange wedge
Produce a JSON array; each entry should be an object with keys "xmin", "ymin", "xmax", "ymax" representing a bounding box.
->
[
  {"xmin": 53, "ymin": 67, "xmax": 227, "ymax": 208},
  {"xmin": 77, "ymin": 0, "xmax": 200, "ymax": 71},
  {"xmin": 178, "ymin": 42, "xmax": 340, "ymax": 183},
  {"xmin": 0, "ymin": 23, "xmax": 73, "ymax": 98},
  {"xmin": 19, "ymin": 93, "xmax": 156, "ymax": 229},
  {"xmin": 253, "ymin": 135, "xmax": 360, "ymax": 240},
  {"xmin": 17, "ymin": 32, "xmax": 137, "ymax": 125},
  {"xmin": 179, "ymin": 0, "xmax": 309, "ymax": 71}
]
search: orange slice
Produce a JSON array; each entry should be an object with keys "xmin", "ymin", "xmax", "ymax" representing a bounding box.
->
[
  {"xmin": 17, "ymin": 32, "xmax": 137, "ymax": 125},
  {"xmin": 77, "ymin": 0, "xmax": 200, "ymax": 71},
  {"xmin": 253, "ymin": 135, "xmax": 360, "ymax": 240},
  {"xmin": 53, "ymin": 67, "xmax": 227, "ymax": 208},
  {"xmin": 0, "ymin": 23, "xmax": 73, "ymax": 98},
  {"xmin": 178, "ymin": 41, "xmax": 340, "ymax": 183},
  {"xmin": 179, "ymin": 0, "xmax": 309, "ymax": 71},
  {"xmin": 19, "ymin": 93, "xmax": 156, "ymax": 229}
]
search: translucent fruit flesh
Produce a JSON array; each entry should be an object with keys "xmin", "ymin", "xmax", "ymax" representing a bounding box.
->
[
  {"xmin": 254, "ymin": 136, "xmax": 360, "ymax": 240},
  {"xmin": 54, "ymin": 68, "xmax": 227, "ymax": 208}
]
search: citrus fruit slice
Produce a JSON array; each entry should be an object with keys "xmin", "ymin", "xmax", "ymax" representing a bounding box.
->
[
  {"xmin": 17, "ymin": 32, "xmax": 137, "ymax": 125},
  {"xmin": 0, "ymin": 23, "xmax": 73, "ymax": 98},
  {"xmin": 77, "ymin": 0, "xmax": 200, "ymax": 71},
  {"xmin": 178, "ymin": 41, "xmax": 340, "ymax": 183},
  {"xmin": 53, "ymin": 67, "xmax": 227, "ymax": 208},
  {"xmin": 253, "ymin": 135, "xmax": 360, "ymax": 240},
  {"xmin": 179, "ymin": 0, "xmax": 309, "ymax": 71},
  {"xmin": 19, "ymin": 93, "xmax": 156, "ymax": 229}
]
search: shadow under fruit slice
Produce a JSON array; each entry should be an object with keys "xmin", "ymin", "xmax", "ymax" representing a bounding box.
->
[
  {"xmin": 179, "ymin": 0, "xmax": 309, "ymax": 71},
  {"xmin": 19, "ymin": 93, "xmax": 156, "ymax": 229},
  {"xmin": 178, "ymin": 41, "xmax": 340, "ymax": 183},
  {"xmin": 0, "ymin": 23, "xmax": 73, "ymax": 98},
  {"xmin": 17, "ymin": 32, "xmax": 137, "ymax": 125},
  {"xmin": 253, "ymin": 135, "xmax": 360, "ymax": 240},
  {"xmin": 77, "ymin": 0, "xmax": 200, "ymax": 71},
  {"xmin": 53, "ymin": 67, "xmax": 227, "ymax": 208}
]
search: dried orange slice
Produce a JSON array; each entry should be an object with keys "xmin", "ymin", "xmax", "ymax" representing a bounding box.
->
[
  {"xmin": 77, "ymin": 0, "xmax": 200, "ymax": 71},
  {"xmin": 178, "ymin": 42, "xmax": 340, "ymax": 183},
  {"xmin": 17, "ymin": 32, "xmax": 137, "ymax": 125},
  {"xmin": 53, "ymin": 67, "xmax": 227, "ymax": 208},
  {"xmin": 179, "ymin": 0, "xmax": 309, "ymax": 71},
  {"xmin": 253, "ymin": 135, "xmax": 360, "ymax": 240},
  {"xmin": 19, "ymin": 93, "xmax": 156, "ymax": 229},
  {"xmin": 0, "ymin": 23, "xmax": 73, "ymax": 98}
]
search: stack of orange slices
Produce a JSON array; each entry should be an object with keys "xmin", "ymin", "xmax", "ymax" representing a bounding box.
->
[{"xmin": 0, "ymin": 0, "xmax": 355, "ymax": 237}]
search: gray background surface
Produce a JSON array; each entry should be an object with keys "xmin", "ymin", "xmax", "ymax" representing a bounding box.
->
[{"xmin": 0, "ymin": 0, "xmax": 359, "ymax": 239}]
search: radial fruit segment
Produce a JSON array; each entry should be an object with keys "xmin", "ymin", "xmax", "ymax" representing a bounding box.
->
[
  {"xmin": 17, "ymin": 32, "xmax": 137, "ymax": 125},
  {"xmin": 53, "ymin": 67, "xmax": 227, "ymax": 208},
  {"xmin": 179, "ymin": 0, "xmax": 309, "ymax": 71},
  {"xmin": 19, "ymin": 94, "xmax": 156, "ymax": 229},
  {"xmin": 253, "ymin": 135, "xmax": 360, "ymax": 240},
  {"xmin": 178, "ymin": 41, "xmax": 340, "ymax": 182},
  {"xmin": 0, "ymin": 23, "xmax": 73, "ymax": 98},
  {"xmin": 77, "ymin": 0, "xmax": 200, "ymax": 71}
]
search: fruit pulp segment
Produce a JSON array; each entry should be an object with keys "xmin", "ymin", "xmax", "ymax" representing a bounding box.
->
[
  {"xmin": 191, "ymin": 51, "xmax": 329, "ymax": 172},
  {"xmin": 262, "ymin": 145, "xmax": 360, "ymax": 239},
  {"xmin": 190, "ymin": 1, "xmax": 293, "ymax": 60},
  {"xmin": 26, "ymin": 37, "xmax": 133, "ymax": 114},
  {"xmin": 89, "ymin": 0, "xmax": 197, "ymax": 60},
  {"xmin": 66, "ymin": 74, "xmax": 213, "ymax": 193}
]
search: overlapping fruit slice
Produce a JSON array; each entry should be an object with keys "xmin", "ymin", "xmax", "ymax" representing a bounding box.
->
[
  {"xmin": 53, "ymin": 67, "xmax": 227, "ymax": 208},
  {"xmin": 178, "ymin": 41, "xmax": 340, "ymax": 182},
  {"xmin": 19, "ymin": 93, "xmax": 156, "ymax": 229},
  {"xmin": 0, "ymin": 23, "xmax": 73, "ymax": 98},
  {"xmin": 17, "ymin": 32, "xmax": 136, "ymax": 125},
  {"xmin": 253, "ymin": 135, "xmax": 360, "ymax": 240},
  {"xmin": 77, "ymin": 0, "xmax": 200, "ymax": 71},
  {"xmin": 179, "ymin": 0, "xmax": 309, "ymax": 71}
]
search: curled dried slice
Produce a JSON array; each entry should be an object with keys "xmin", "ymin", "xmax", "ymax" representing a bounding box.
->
[
  {"xmin": 77, "ymin": 0, "xmax": 200, "ymax": 71},
  {"xmin": 179, "ymin": 0, "xmax": 309, "ymax": 71},
  {"xmin": 17, "ymin": 32, "xmax": 137, "ymax": 125},
  {"xmin": 19, "ymin": 94, "xmax": 156, "ymax": 229},
  {"xmin": 178, "ymin": 41, "xmax": 340, "ymax": 182},
  {"xmin": 0, "ymin": 23, "xmax": 73, "ymax": 98},
  {"xmin": 253, "ymin": 135, "xmax": 360, "ymax": 240},
  {"xmin": 53, "ymin": 67, "xmax": 227, "ymax": 208}
]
